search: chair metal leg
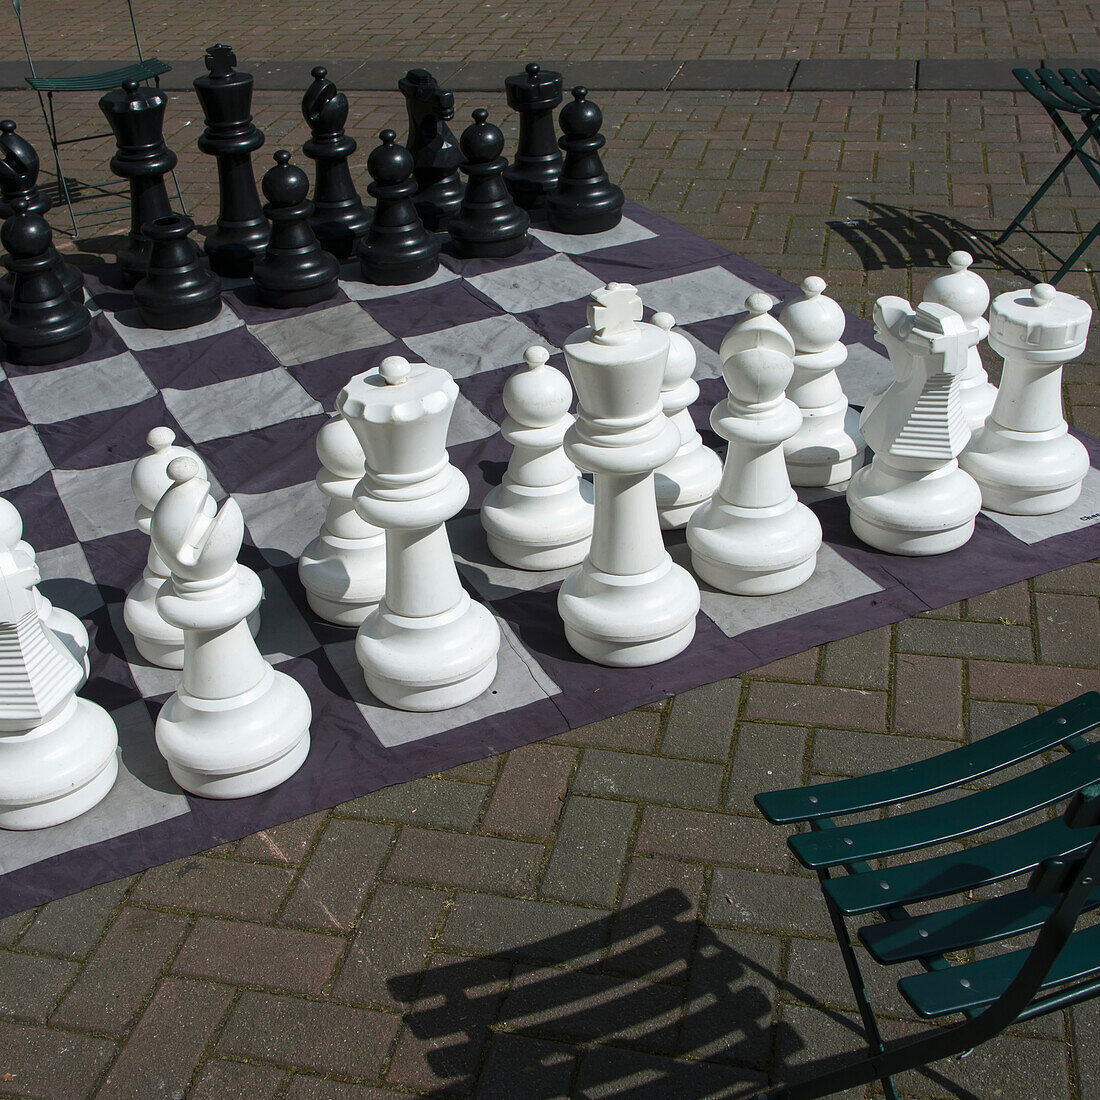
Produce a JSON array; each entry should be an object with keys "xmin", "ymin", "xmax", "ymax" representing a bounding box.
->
[{"xmin": 34, "ymin": 88, "xmax": 79, "ymax": 238}]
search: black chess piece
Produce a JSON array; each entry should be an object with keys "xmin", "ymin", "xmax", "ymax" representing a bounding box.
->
[
  {"xmin": 0, "ymin": 198, "xmax": 91, "ymax": 366},
  {"xmin": 356, "ymin": 130, "xmax": 440, "ymax": 286},
  {"xmin": 98, "ymin": 81, "xmax": 179, "ymax": 286},
  {"xmin": 447, "ymin": 109, "xmax": 530, "ymax": 259},
  {"xmin": 399, "ymin": 68, "xmax": 463, "ymax": 232},
  {"xmin": 546, "ymin": 86, "xmax": 623, "ymax": 235},
  {"xmin": 133, "ymin": 214, "xmax": 223, "ymax": 329},
  {"xmin": 0, "ymin": 119, "xmax": 83, "ymax": 306},
  {"xmin": 503, "ymin": 63, "xmax": 564, "ymax": 210},
  {"xmin": 301, "ymin": 66, "xmax": 371, "ymax": 260},
  {"xmin": 193, "ymin": 44, "xmax": 270, "ymax": 277},
  {"xmin": 253, "ymin": 150, "xmax": 339, "ymax": 308}
]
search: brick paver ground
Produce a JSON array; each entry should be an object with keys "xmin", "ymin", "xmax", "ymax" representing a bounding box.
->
[{"xmin": 1, "ymin": 1, "xmax": 1100, "ymax": 1097}]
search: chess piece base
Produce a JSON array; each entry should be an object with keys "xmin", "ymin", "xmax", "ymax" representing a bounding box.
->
[
  {"xmin": 359, "ymin": 250, "xmax": 440, "ymax": 286},
  {"xmin": 481, "ymin": 478, "xmax": 594, "ymax": 570},
  {"xmin": 785, "ymin": 407, "xmax": 866, "ymax": 488},
  {"xmin": 0, "ymin": 696, "xmax": 119, "ymax": 830},
  {"xmin": 447, "ymin": 232, "xmax": 528, "ymax": 259},
  {"xmin": 255, "ymin": 278, "xmax": 338, "ymax": 310},
  {"xmin": 2, "ymin": 327, "xmax": 91, "ymax": 368},
  {"xmin": 557, "ymin": 556, "xmax": 698, "ymax": 667},
  {"xmin": 687, "ymin": 499, "xmax": 821, "ymax": 595},
  {"xmin": 298, "ymin": 531, "xmax": 386, "ymax": 627},
  {"xmin": 961, "ymin": 429, "xmax": 1089, "ymax": 516},
  {"xmin": 847, "ymin": 461, "xmax": 981, "ymax": 555},
  {"xmin": 655, "ymin": 446, "xmax": 723, "ymax": 530},
  {"xmin": 155, "ymin": 663, "xmax": 311, "ymax": 798},
  {"xmin": 356, "ymin": 594, "xmax": 500, "ymax": 711}
]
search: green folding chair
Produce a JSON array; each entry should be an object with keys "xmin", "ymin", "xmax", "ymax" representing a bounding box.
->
[
  {"xmin": 11, "ymin": 0, "xmax": 185, "ymax": 236},
  {"xmin": 755, "ymin": 692, "xmax": 1100, "ymax": 1099}
]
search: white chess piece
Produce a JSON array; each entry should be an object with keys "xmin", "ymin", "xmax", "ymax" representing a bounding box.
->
[
  {"xmin": 961, "ymin": 283, "xmax": 1091, "ymax": 515},
  {"xmin": 687, "ymin": 336, "xmax": 822, "ymax": 595},
  {"xmin": 778, "ymin": 277, "xmax": 865, "ymax": 486},
  {"xmin": 152, "ymin": 458, "xmax": 311, "ymax": 797},
  {"xmin": 0, "ymin": 496, "xmax": 88, "ymax": 680},
  {"xmin": 651, "ymin": 312, "xmax": 722, "ymax": 528},
  {"xmin": 557, "ymin": 283, "xmax": 699, "ymax": 666},
  {"xmin": 0, "ymin": 529, "xmax": 117, "ymax": 829},
  {"xmin": 481, "ymin": 345, "xmax": 594, "ymax": 569},
  {"xmin": 339, "ymin": 355, "xmax": 501, "ymax": 711},
  {"xmin": 298, "ymin": 412, "xmax": 386, "ymax": 624},
  {"xmin": 923, "ymin": 251, "xmax": 997, "ymax": 431},
  {"xmin": 847, "ymin": 298, "xmax": 982, "ymax": 555},
  {"xmin": 125, "ymin": 427, "xmax": 259, "ymax": 668}
]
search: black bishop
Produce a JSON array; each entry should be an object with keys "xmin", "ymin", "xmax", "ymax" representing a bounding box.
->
[
  {"xmin": 447, "ymin": 108, "xmax": 529, "ymax": 259},
  {"xmin": 253, "ymin": 149, "xmax": 340, "ymax": 309}
]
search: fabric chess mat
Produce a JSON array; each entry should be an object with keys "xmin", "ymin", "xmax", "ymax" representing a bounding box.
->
[{"xmin": 2, "ymin": 201, "xmax": 1099, "ymax": 917}]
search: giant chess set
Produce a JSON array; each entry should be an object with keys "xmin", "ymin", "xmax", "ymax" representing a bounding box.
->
[{"xmin": 1, "ymin": 48, "xmax": 1099, "ymax": 915}]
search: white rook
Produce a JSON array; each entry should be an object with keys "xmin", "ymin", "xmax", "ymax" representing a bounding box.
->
[
  {"xmin": 557, "ymin": 283, "xmax": 699, "ymax": 666},
  {"xmin": 339, "ymin": 355, "xmax": 501, "ymax": 711},
  {"xmin": 961, "ymin": 283, "xmax": 1091, "ymax": 515}
]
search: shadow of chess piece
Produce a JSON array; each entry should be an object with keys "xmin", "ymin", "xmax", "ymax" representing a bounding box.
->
[
  {"xmin": 0, "ymin": 121, "xmax": 83, "ymax": 307},
  {"xmin": 547, "ymin": 86, "xmax": 623, "ymax": 235},
  {"xmin": 193, "ymin": 44, "xmax": 270, "ymax": 277},
  {"xmin": 399, "ymin": 68, "xmax": 463, "ymax": 232},
  {"xmin": 448, "ymin": 108, "xmax": 530, "ymax": 259},
  {"xmin": 98, "ymin": 81, "xmax": 179, "ymax": 286},
  {"xmin": 253, "ymin": 149, "xmax": 339, "ymax": 308},
  {"xmin": 356, "ymin": 130, "xmax": 440, "ymax": 286},
  {"xmin": 0, "ymin": 198, "xmax": 92, "ymax": 365},
  {"xmin": 134, "ymin": 214, "xmax": 223, "ymax": 329},
  {"xmin": 503, "ymin": 63, "xmax": 564, "ymax": 210},
  {"xmin": 301, "ymin": 66, "xmax": 371, "ymax": 259}
]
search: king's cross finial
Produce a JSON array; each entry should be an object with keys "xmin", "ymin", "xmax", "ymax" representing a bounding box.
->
[
  {"xmin": 589, "ymin": 282, "xmax": 642, "ymax": 340},
  {"xmin": 205, "ymin": 44, "xmax": 237, "ymax": 78}
]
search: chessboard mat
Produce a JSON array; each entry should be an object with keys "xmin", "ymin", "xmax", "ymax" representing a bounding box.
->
[{"xmin": 2, "ymin": 200, "xmax": 1099, "ymax": 918}]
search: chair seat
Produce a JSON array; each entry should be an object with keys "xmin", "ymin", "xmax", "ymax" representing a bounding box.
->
[{"xmin": 25, "ymin": 58, "xmax": 170, "ymax": 93}]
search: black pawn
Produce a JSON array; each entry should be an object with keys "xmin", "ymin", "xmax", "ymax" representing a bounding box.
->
[
  {"xmin": 399, "ymin": 69, "xmax": 463, "ymax": 232},
  {"xmin": 134, "ymin": 215, "xmax": 222, "ymax": 329},
  {"xmin": 503, "ymin": 63, "xmax": 564, "ymax": 210},
  {"xmin": 253, "ymin": 150, "xmax": 339, "ymax": 309},
  {"xmin": 0, "ymin": 119, "xmax": 83, "ymax": 306},
  {"xmin": 0, "ymin": 199, "xmax": 91, "ymax": 366},
  {"xmin": 301, "ymin": 66, "xmax": 371, "ymax": 260},
  {"xmin": 448, "ymin": 109, "xmax": 530, "ymax": 259},
  {"xmin": 98, "ymin": 81, "xmax": 179, "ymax": 286},
  {"xmin": 356, "ymin": 130, "xmax": 440, "ymax": 286},
  {"xmin": 193, "ymin": 44, "xmax": 270, "ymax": 277},
  {"xmin": 547, "ymin": 86, "xmax": 623, "ymax": 235}
]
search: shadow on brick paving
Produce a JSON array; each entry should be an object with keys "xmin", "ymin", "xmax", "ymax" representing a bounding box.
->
[
  {"xmin": 828, "ymin": 200, "xmax": 1037, "ymax": 282},
  {"xmin": 386, "ymin": 888, "xmax": 982, "ymax": 1099}
]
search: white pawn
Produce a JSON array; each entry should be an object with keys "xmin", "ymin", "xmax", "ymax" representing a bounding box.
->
[
  {"xmin": 0, "ymin": 529, "xmax": 117, "ymax": 829},
  {"xmin": 152, "ymin": 458, "xmax": 311, "ymax": 798},
  {"xmin": 961, "ymin": 283, "xmax": 1091, "ymax": 515},
  {"xmin": 125, "ymin": 427, "xmax": 258, "ymax": 668},
  {"xmin": 339, "ymin": 355, "xmax": 501, "ymax": 711},
  {"xmin": 481, "ymin": 346, "xmax": 594, "ymax": 569},
  {"xmin": 557, "ymin": 283, "xmax": 699, "ymax": 666},
  {"xmin": 848, "ymin": 298, "xmax": 981, "ymax": 555},
  {"xmin": 923, "ymin": 251, "xmax": 997, "ymax": 431},
  {"xmin": 0, "ymin": 496, "xmax": 89, "ymax": 680},
  {"xmin": 778, "ymin": 277, "xmax": 865, "ymax": 486},
  {"xmin": 651, "ymin": 312, "xmax": 722, "ymax": 528},
  {"xmin": 298, "ymin": 412, "xmax": 386, "ymax": 624},
  {"xmin": 687, "ymin": 341, "xmax": 822, "ymax": 595}
]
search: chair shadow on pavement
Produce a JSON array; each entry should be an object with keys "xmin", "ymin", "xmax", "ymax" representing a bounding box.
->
[
  {"xmin": 386, "ymin": 887, "xmax": 982, "ymax": 1099},
  {"xmin": 828, "ymin": 199, "xmax": 1038, "ymax": 282}
]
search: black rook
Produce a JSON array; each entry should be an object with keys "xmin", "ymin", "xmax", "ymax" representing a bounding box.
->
[
  {"xmin": 193, "ymin": 44, "xmax": 270, "ymax": 277},
  {"xmin": 133, "ymin": 214, "xmax": 223, "ymax": 330},
  {"xmin": 98, "ymin": 81, "xmax": 179, "ymax": 286},
  {"xmin": 503, "ymin": 63, "xmax": 563, "ymax": 210}
]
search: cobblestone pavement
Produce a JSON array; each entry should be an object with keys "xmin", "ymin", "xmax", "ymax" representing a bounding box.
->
[
  {"xmin": 5, "ymin": 0, "xmax": 1100, "ymax": 63},
  {"xmin": 1, "ymin": 46, "xmax": 1100, "ymax": 1100}
]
